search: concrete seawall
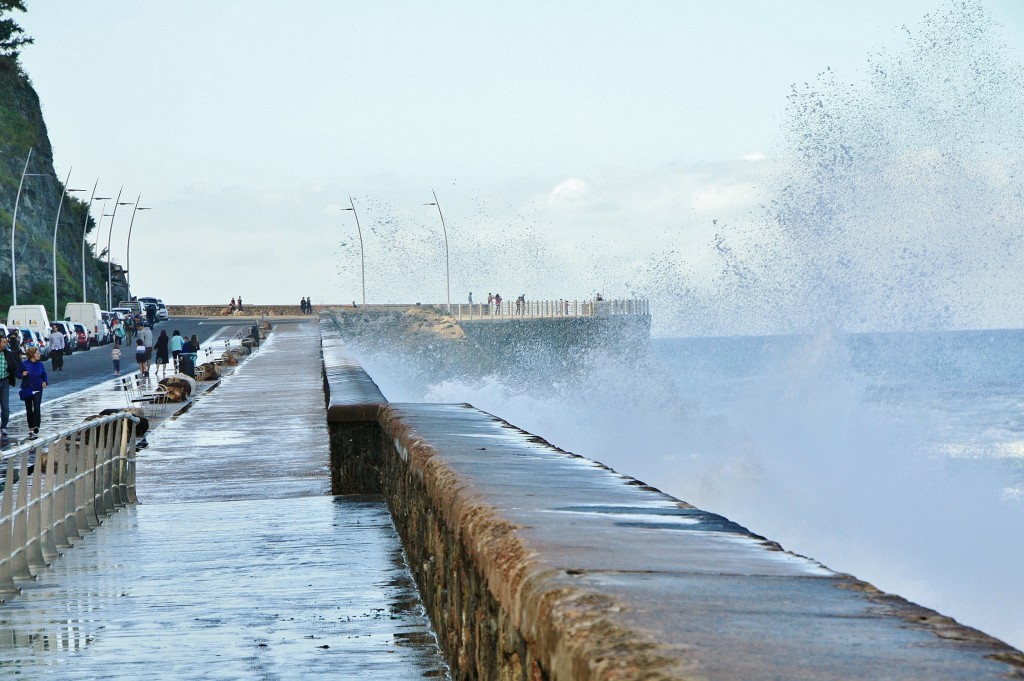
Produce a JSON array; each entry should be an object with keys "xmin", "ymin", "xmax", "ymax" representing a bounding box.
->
[{"xmin": 319, "ymin": 318, "xmax": 1024, "ymax": 680}]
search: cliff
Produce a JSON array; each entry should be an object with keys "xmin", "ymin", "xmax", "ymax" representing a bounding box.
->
[{"xmin": 0, "ymin": 58, "xmax": 126, "ymax": 316}]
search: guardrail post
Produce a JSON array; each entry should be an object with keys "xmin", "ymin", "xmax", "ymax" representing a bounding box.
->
[
  {"xmin": 39, "ymin": 438, "xmax": 61, "ymax": 563},
  {"xmin": 0, "ymin": 462, "xmax": 20, "ymax": 598},
  {"xmin": 11, "ymin": 452, "xmax": 33, "ymax": 579},
  {"xmin": 51, "ymin": 435, "xmax": 72, "ymax": 549}
]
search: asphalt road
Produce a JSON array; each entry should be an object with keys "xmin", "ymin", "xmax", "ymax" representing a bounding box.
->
[{"xmin": 39, "ymin": 317, "xmax": 257, "ymax": 400}]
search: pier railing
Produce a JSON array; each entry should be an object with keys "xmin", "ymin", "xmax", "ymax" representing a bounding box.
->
[
  {"xmin": 445, "ymin": 298, "xmax": 649, "ymax": 320},
  {"xmin": 0, "ymin": 412, "xmax": 140, "ymax": 600}
]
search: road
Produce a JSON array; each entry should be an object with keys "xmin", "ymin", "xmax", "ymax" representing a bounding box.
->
[{"xmin": 39, "ymin": 317, "xmax": 257, "ymax": 400}]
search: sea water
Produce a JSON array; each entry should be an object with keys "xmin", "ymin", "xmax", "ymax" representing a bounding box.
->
[{"xmin": 349, "ymin": 327, "xmax": 1024, "ymax": 651}]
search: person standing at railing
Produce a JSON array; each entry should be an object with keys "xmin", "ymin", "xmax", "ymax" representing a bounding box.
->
[
  {"xmin": 0, "ymin": 335, "xmax": 16, "ymax": 441},
  {"xmin": 19, "ymin": 346, "xmax": 47, "ymax": 439},
  {"xmin": 494, "ymin": 293, "xmax": 502, "ymax": 315}
]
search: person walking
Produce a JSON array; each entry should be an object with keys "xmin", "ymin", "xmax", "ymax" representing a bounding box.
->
[
  {"xmin": 0, "ymin": 335, "xmax": 17, "ymax": 440},
  {"xmin": 134, "ymin": 338, "xmax": 147, "ymax": 375},
  {"xmin": 112, "ymin": 344, "xmax": 122, "ymax": 376},
  {"xmin": 20, "ymin": 346, "xmax": 47, "ymax": 439},
  {"xmin": 155, "ymin": 329, "xmax": 170, "ymax": 378},
  {"xmin": 237, "ymin": 295, "xmax": 243, "ymax": 312},
  {"xmin": 169, "ymin": 330, "xmax": 184, "ymax": 372},
  {"xmin": 7, "ymin": 330, "xmax": 22, "ymax": 368},
  {"xmin": 230, "ymin": 297, "xmax": 237, "ymax": 314},
  {"xmin": 139, "ymin": 324, "xmax": 154, "ymax": 376},
  {"xmin": 468, "ymin": 292, "xmax": 473, "ymax": 305},
  {"xmin": 48, "ymin": 324, "xmax": 65, "ymax": 371}
]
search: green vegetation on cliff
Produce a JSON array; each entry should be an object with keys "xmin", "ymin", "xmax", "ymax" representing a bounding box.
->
[{"xmin": 0, "ymin": 2, "xmax": 124, "ymax": 315}]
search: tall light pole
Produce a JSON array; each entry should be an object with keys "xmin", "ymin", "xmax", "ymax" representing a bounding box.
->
[
  {"xmin": 81, "ymin": 182, "xmax": 110, "ymax": 302},
  {"xmin": 424, "ymin": 188, "xmax": 451, "ymax": 311},
  {"xmin": 52, "ymin": 168, "xmax": 86, "ymax": 319},
  {"xmin": 340, "ymin": 194, "xmax": 366, "ymax": 305},
  {"xmin": 105, "ymin": 187, "xmax": 132, "ymax": 310},
  {"xmin": 125, "ymin": 195, "xmax": 151, "ymax": 290},
  {"xmin": 10, "ymin": 148, "xmax": 52, "ymax": 306}
]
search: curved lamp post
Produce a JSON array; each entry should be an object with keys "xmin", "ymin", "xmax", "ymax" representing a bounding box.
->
[
  {"xmin": 125, "ymin": 196, "xmax": 151, "ymax": 291},
  {"xmin": 10, "ymin": 148, "xmax": 53, "ymax": 306},
  {"xmin": 105, "ymin": 187, "xmax": 132, "ymax": 310},
  {"xmin": 340, "ymin": 194, "xmax": 366, "ymax": 305},
  {"xmin": 81, "ymin": 183, "xmax": 110, "ymax": 302},
  {"xmin": 52, "ymin": 168, "xmax": 87, "ymax": 319},
  {"xmin": 424, "ymin": 188, "xmax": 451, "ymax": 312}
]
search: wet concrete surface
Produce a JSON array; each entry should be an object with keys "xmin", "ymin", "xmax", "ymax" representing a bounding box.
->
[{"xmin": 0, "ymin": 321, "xmax": 448, "ymax": 679}]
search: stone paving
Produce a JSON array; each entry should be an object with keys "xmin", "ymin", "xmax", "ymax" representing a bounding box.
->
[{"xmin": 0, "ymin": 321, "xmax": 448, "ymax": 678}]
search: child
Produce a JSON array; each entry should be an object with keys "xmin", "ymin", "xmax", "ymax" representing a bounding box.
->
[
  {"xmin": 135, "ymin": 338, "xmax": 146, "ymax": 375},
  {"xmin": 112, "ymin": 344, "xmax": 121, "ymax": 376}
]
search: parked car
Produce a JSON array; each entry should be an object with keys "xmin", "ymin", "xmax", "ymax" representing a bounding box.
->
[
  {"xmin": 72, "ymin": 323, "xmax": 91, "ymax": 351},
  {"xmin": 20, "ymin": 328, "xmax": 49, "ymax": 360}
]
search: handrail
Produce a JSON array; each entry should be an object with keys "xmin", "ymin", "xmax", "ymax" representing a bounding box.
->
[
  {"xmin": 444, "ymin": 298, "xmax": 650, "ymax": 320},
  {"xmin": 0, "ymin": 411, "xmax": 141, "ymax": 600}
]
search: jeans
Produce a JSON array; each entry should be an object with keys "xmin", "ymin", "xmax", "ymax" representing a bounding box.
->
[
  {"xmin": 24, "ymin": 390, "xmax": 42, "ymax": 430},
  {"xmin": 0, "ymin": 381, "xmax": 9, "ymax": 431}
]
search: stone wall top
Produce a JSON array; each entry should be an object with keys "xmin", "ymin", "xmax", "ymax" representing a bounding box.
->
[{"xmin": 377, "ymin": 401, "xmax": 1024, "ymax": 680}]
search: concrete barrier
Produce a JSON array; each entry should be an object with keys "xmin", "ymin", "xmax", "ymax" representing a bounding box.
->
[{"xmin": 321, "ymin": 328, "xmax": 1024, "ymax": 680}]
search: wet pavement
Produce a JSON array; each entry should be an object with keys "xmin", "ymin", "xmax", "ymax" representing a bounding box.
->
[{"xmin": 0, "ymin": 321, "xmax": 448, "ymax": 679}]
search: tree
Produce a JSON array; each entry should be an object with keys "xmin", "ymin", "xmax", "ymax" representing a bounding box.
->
[{"xmin": 0, "ymin": 0, "xmax": 32, "ymax": 60}]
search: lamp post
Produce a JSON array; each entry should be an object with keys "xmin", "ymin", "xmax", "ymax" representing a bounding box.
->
[
  {"xmin": 81, "ymin": 182, "xmax": 110, "ymax": 302},
  {"xmin": 52, "ymin": 168, "xmax": 87, "ymax": 319},
  {"xmin": 10, "ymin": 148, "xmax": 53, "ymax": 306},
  {"xmin": 424, "ymin": 188, "xmax": 451, "ymax": 312},
  {"xmin": 125, "ymin": 195, "xmax": 151, "ymax": 291},
  {"xmin": 340, "ymin": 194, "xmax": 366, "ymax": 305},
  {"xmin": 105, "ymin": 187, "xmax": 132, "ymax": 310}
]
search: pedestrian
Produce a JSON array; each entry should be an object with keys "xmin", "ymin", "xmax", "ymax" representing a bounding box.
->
[
  {"xmin": 188, "ymin": 334, "xmax": 200, "ymax": 352},
  {"xmin": 7, "ymin": 331, "xmax": 22, "ymax": 368},
  {"xmin": 169, "ymin": 330, "xmax": 184, "ymax": 372},
  {"xmin": 299, "ymin": 296, "xmax": 305, "ymax": 314},
  {"xmin": 134, "ymin": 338, "xmax": 147, "ymax": 374},
  {"xmin": 306, "ymin": 297, "xmax": 312, "ymax": 314},
  {"xmin": 111, "ymin": 344, "xmax": 121, "ymax": 376},
  {"xmin": 19, "ymin": 346, "xmax": 47, "ymax": 439},
  {"xmin": 0, "ymin": 335, "xmax": 16, "ymax": 440},
  {"xmin": 139, "ymin": 324, "xmax": 154, "ymax": 376},
  {"xmin": 230, "ymin": 297, "xmax": 237, "ymax": 313},
  {"xmin": 147, "ymin": 304, "xmax": 157, "ymax": 327},
  {"xmin": 155, "ymin": 329, "xmax": 170, "ymax": 378},
  {"xmin": 468, "ymin": 292, "xmax": 473, "ymax": 305},
  {"xmin": 494, "ymin": 293, "xmax": 502, "ymax": 315},
  {"xmin": 48, "ymin": 323, "xmax": 65, "ymax": 371},
  {"xmin": 237, "ymin": 296, "xmax": 243, "ymax": 312}
]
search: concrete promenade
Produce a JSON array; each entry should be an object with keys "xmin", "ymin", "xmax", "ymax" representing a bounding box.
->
[{"xmin": 0, "ymin": 322, "xmax": 447, "ymax": 678}]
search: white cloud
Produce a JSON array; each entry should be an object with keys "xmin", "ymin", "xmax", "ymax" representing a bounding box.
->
[
  {"xmin": 548, "ymin": 178, "xmax": 589, "ymax": 202},
  {"xmin": 741, "ymin": 152, "xmax": 767, "ymax": 162}
]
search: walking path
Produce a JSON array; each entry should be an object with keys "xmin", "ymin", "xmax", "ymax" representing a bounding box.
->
[{"xmin": 0, "ymin": 321, "xmax": 447, "ymax": 678}]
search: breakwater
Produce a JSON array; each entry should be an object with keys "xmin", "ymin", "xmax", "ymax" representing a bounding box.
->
[{"xmin": 319, "ymin": 315, "xmax": 1024, "ymax": 680}]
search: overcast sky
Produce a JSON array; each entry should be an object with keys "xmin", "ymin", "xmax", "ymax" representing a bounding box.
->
[{"xmin": 16, "ymin": 1, "xmax": 1024, "ymax": 321}]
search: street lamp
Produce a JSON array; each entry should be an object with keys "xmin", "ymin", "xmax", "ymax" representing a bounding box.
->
[
  {"xmin": 81, "ymin": 182, "xmax": 110, "ymax": 302},
  {"xmin": 340, "ymin": 194, "xmax": 366, "ymax": 305},
  {"xmin": 52, "ymin": 168, "xmax": 87, "ymax": 319},
  {"xmin": 424, "ymin": 187, "xmax": 451, "ymax": 312},
  {"xmin": 105, "ymin": 187, "xmax": 132, "ymax": 310},
  {"xmin": 10, "ymin": 148, "xmax": 53, "ymax": 306},
  {"xmin": 125, "ymin": 194, "xmax": 151, "ymax": 290}
]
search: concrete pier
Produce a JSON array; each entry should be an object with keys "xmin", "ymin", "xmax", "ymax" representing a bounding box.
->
[
  {"xmin": 321, "ymin": 317, "xmax": 1024, "ymax": 680},
  {"xmin": 0, "ymin": 322, "xmax": 447, "ymax": 678}
]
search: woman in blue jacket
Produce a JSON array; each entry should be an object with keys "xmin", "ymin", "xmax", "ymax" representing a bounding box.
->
[{"xmin": 20, "ymin": 346, "xmax": 47, "ymax": 438}]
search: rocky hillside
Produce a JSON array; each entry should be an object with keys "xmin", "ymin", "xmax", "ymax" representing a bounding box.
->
[{"xmin": 0, "ymin": 57, "xmax": 126, "ymax": 316}]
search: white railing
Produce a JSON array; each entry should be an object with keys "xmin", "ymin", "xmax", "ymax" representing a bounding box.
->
[
  {"xmin": 0, "ymin": 412, "xmax": 141, "ymax": 600},
  {"xmin": 445, "ymin": 298, "xmax": 649, "ymax": 320}
]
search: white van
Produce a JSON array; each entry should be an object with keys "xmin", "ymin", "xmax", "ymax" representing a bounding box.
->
[
  {"xmin": 6, "ymin": 305, "xmax": 50, "ymax": 339},
  {"xmin": 64, "ymin": 302, "xmax": 105, "ymax": 344}
]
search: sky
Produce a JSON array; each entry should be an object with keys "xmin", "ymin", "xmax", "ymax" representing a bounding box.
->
[{"xmin": 14, "ymin": 1, "xmax": 1024, "ymax": 321}]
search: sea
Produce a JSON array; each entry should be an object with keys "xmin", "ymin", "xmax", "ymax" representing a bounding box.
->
[{"xmin": 347, "ymin": 327, "xmax": 1024, "ymax": 651}]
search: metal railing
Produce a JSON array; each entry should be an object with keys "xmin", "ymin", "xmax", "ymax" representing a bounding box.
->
[
  {"xmin": 0, "ymin": 412, "xmax": 141, "ymax": 600},
  {"xmin": 445, "ymin": 298, "xmax": 650, "ymax": 320}
]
